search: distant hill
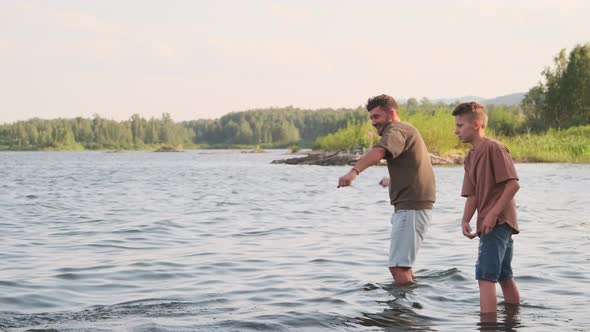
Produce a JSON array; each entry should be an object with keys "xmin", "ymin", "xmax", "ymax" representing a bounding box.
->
[
  {"xmin": 483, "ymin": 92, "xmax": 526, "ymax": 105},
  {"xmin": 429, "ymin": 92, "xmax": 525, "ymax": 106}
]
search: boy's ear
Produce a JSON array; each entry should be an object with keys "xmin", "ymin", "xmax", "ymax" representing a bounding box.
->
[{"xmin": 473, "ymin": 119, "xmax": 482, "ymax": 129}]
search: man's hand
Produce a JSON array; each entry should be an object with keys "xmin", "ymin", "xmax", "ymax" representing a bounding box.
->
[
  {"xmin": 480, "ymin": 213, "xmax": 498, "ymax": 236},
  {"xmin": 337, "ymin": 171, "xmax": 357, "ymax": 188},
  {"xmin": 379, "ymin": 176, "xmax": 390, "ymax": 187},
  {"xmin": 462, "ymin": 221, "xmax": 476, "ymax": 239},
  {"xmin": 337, "ymin": 148, "xmax": 384, "ymax": 188}
]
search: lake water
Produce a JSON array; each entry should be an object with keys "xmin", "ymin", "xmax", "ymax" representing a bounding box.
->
[{"xmin": 0, "ymin": 150, "xmax": 589, "ymax": 331}]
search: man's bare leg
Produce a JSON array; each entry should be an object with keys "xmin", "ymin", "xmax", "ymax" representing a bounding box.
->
[{"xmin": 389, "ymin": 266, "xmax": 414, "ymax": 285}]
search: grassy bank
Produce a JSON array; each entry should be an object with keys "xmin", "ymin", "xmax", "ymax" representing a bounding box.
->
[
  {"xmin": 314, "ymin": 113, "xmax": 590, "ymax": 163},
  {"xmin": 499, "ymin": 126, "xmax": 590, "ymax": 163},
  {"xmin": 408, "ymin": 110, "xmax": 590, "ymax": 163},
  {"xmin": 412, "ymin": 112, "xmax": 590, "ymax": 163},
  {"xmin": 314, "ymin": 109, "xmax": 470, "ymax": 156}
]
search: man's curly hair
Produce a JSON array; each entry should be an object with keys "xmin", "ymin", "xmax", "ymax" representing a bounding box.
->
[{"xmin": 366, "ymin": 94, "xmax": 398, "ymax": 112}]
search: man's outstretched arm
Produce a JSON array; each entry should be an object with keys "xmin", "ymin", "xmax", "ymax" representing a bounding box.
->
[{"xmin": 337, "ymin": 147, "xmax": 386, "ymax": 188}]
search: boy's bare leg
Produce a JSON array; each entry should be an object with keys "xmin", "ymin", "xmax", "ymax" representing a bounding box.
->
[
  {"xmin": 479, "ymin": 280, "xmax": 497, "ymax": 313},
  {"xmin": 389, "ymin": 267, "xmax": 414, "ymax": 285},
  {"xmin": 499, "ymin": 279, "xmax": 520, "ymax": 304},
  {"xmin": 479, "ymin": 311, "xmax": 498, "ymax": 323}
]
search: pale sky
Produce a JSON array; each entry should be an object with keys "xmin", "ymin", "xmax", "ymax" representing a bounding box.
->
[{"xmin": 1, "ymin": 0, "xmax": 589, "ymax": 124}]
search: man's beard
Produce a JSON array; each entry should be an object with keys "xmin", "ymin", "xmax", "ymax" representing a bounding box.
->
[{"xmin": 375, "ymin": 125, "xmax": 384, "ymax": 136}]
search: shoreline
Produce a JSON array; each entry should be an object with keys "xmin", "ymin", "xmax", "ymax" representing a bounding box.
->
[
  {"xmin": 0, "ymin": 148, "xmax": 586, "ymax": 164},
  {"xmin": 271, "ymin": 151, "xmax": 465, "ymax": 166}
]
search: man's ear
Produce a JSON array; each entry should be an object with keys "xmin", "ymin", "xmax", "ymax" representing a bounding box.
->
[
  {"xmin": 389, "ymin": 108, "xmax": 398, "ymax": 118},
  {"xmin": 383, "ymin": 108, "xmax": 394, "ymax": 119}
]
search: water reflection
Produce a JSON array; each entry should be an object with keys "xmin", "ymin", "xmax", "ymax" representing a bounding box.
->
[
  {"xmin": 355, "ymin": 283, "xmax": 437, "ymax": 331},
  {"xmin": 477, "ymin": 304, "xmax": 522, "ymax": 331}
]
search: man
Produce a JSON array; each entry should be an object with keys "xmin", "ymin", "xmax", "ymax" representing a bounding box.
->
[
  {"xmin": 337, "ymin": 94, "xmax": 436, "ymax": 285},
  {"xmin": 453, "ymin": 102, "xmax": 521, "ymax": 315}
]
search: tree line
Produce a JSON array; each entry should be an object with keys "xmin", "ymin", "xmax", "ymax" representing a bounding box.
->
[
  {"xmin": 182, "ymin": 107, "xmax": 368, "ymax": 147},
  {"xmin": 0, "ymin": 43, "xmax": 588, "ymax": 151},
  {"xmin": 0, "ymin": 103, "xmax": 526, "ymax": 151},
  {"xmin": 0, "ymin": 107, "xmax": 368, "ymax": 150},
  {"xmin": 0, "ymin": 113, "xmax": 195, "ymax": 150}
]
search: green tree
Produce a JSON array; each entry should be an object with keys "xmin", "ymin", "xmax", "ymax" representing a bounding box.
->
[
  {"xmin": 560, "ymin": 44, "xmax": 590, "ymax": 126},
  {"xmin": 130, "ymin": 114, "xmax": 145, "ymax": 145},
  {"xmin": 543, "ymin": 48, "xmax": 569, "ymax": 127},
  {"xmin": 522, "ymin": 85, "xmax": 546, "ymax": 130},
  {"xmin": 406, "ymin": 98, "xmax": 419, "ymax": 115},
  {"xmin": 522, "ymin": 43, "xmax": 590, "ymax": 129}
]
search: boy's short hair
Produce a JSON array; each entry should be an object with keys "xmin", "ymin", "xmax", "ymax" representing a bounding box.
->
[
  {"xmin": 366, "ymin": 94, "xmax": 398, "ymax": 112},
  {"xmin": 452, "ymin": 102, "xmax": 488, "ymax": 128}
]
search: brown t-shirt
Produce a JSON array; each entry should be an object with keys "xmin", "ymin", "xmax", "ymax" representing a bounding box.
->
[
  {"xmin": 374, "ymin": 122, "xmax": 436, "ymax": 210},
  {"xmin": 461, "ymin": 138, "xmax": 519, "ymax": 234}
]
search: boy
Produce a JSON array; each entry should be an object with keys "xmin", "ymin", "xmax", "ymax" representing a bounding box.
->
[{"xmin": 452, "ymin": 102, "xmax": 521, "ymax": 314}]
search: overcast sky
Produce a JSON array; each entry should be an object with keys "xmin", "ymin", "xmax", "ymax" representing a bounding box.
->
[{"xmin": 1, "ymin": 0, "xmax": 589, "ymax": 124}]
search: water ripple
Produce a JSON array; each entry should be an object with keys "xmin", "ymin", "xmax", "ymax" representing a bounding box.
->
[{"xmin": 0, "ymin": 152, "xmax": 588, "ymax": 331}]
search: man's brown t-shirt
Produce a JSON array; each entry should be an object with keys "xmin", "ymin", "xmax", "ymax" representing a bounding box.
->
[
  {"xmin": 374, "ymin": 122, "xmax": 436, "ymax": 210},
  {"xmin": 461, "ymin": 138, "xmax": 520, "ymax": 234}
]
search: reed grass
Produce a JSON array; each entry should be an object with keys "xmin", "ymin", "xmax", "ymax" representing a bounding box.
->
[
  {"xmin": 497, "ymin": 126, "xmax": 590, "ymax": 163},
  {"xmin": 315, "ymin": 112, "xmax": 590, "ymax": 163}
]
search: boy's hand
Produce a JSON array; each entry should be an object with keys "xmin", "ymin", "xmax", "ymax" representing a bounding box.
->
[
  {"xmin": 480, "ymin": 213, "xmax": 498, "ymax": 236},
  {"xmin": 462, "ymin": 221, "xmax": 476, "ymax": 239},
  {"xmin": 379, "ymin": 176, "xmax": 390, "ymax": 187}
]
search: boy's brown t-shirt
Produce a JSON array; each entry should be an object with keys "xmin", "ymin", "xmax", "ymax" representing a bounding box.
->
[
  {"xmin": 374, "ymin": 121, "xmax": 436, "ymax": 210},
  {"xmin": 461, "ymin": 138, "xmax": 519, "ymax": 234}
]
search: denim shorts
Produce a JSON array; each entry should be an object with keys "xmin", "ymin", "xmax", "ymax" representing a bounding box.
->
[
  {"xmin": 475, "ymin": 223, "xmax": 514, "ymax": 282},
  {"xmin": 388, "ymin": 209, "xmax": 432, "ymax": 267}
]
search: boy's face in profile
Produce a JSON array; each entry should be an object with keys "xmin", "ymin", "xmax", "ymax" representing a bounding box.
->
[{"xmin": 454, "ymin": 114, "xmax": 479, "ymax": 144}]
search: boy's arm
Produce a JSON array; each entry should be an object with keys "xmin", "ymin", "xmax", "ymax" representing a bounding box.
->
[
  {"xmin": 480, "ymin": 179, "xmax": 520, "ymax": 235},
  {"xmin": 337, "ymin": 147, "xmax": 386, "ymax": 188},
  {"xmin": 462, "ymin": 195, "xmax": 477, "ymax": 239}
]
